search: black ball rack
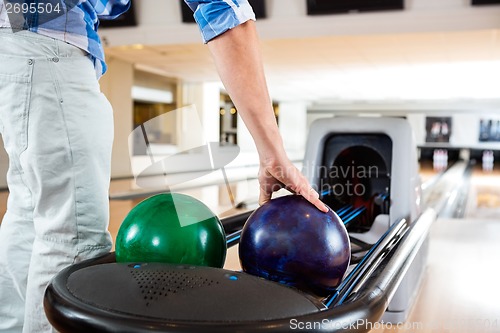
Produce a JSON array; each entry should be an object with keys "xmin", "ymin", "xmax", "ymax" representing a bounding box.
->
[{"xmin": 44, "ymin": 208, "xmax": 435, "ymax": 333}]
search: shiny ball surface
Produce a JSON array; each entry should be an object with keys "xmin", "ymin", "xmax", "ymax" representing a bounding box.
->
[
  {"xmin": 239, "ymin": 195, "xmax": 350, "ymax": 295},
  {"xmin": 116, "ymin": 193, "xmax": 226, "ymax": 267}
]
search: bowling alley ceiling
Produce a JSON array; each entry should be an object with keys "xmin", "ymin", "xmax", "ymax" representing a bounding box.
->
[{"xmin": 104, "ymin": 29, "xmax": 500, "ymax": 105}]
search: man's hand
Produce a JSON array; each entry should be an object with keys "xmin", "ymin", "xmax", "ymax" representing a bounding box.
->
[{"xmin": 258, "ymin": 154, "xmax": 329, "ymax": 212}]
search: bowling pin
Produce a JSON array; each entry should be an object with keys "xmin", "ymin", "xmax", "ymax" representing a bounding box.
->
[
  {"xmin": 436, "ymin": 150, "xmax": 443, "ymax": 171},
  {"xmin": 482, "ymin": 150, "xmax": 493, "ymax": 172},
  {"xmin": 432, "ymin": 150, "xmax": 435, "ymax": 170},
  {"xmin": 488, "ymin": 151, "xmax": 494, "ymax": 171},
  {"xmin": 431, "ymin": 122, "xmax": 440, "ymax": 138}
]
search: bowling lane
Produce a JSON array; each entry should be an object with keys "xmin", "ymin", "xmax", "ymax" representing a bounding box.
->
[
  {"xmin": 369, "ymin": 217, "xmax": 500, "ymax": 333},
  {"xmin": 368, "ymin": 164, "xmax": 500, "ymax": 333},
  {"xmin": 418, "ymin": 160, "xmax": 440, "ymax": 184},
  {"xmin": 463, "ymin": 165, "xmax": 500, "ymax": 219}
]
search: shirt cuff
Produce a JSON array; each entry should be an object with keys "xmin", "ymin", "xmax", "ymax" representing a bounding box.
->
[{"xmin": 193, "ymin": 0, "xmax": 256, "ymax": 44}]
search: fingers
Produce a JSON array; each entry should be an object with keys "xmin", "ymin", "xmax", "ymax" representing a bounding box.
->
[
  {"xmin": 261, "ymin": 164, "xmax": 329, "ymax": 213},
  {"xmin": 292, "ymin": 177, "xmax": 329, "ymax": 213},
  {"xmin": 282, "ymin": 167, "xmax": 329, "ymax": 212},
  {"xmin": 299, "ymin": 187, "xmax": 329, "ymax": 213}
]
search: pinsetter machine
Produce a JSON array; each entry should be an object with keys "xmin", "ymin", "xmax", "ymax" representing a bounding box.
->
[{"xmin": 44, "ymin": 117, "xmax": 436, "ymax": 332}]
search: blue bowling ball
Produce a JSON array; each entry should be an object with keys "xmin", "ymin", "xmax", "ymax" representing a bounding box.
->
[{"xmin": 239, "ymin": 195, "xmax": 351, "ymax": 295}]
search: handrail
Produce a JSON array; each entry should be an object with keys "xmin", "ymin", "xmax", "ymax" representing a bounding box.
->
[{"xmin": 324, "ymin": 216, "xmax": 408, "ymax": 308}]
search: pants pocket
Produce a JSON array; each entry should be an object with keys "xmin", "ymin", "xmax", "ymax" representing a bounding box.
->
[{"xmin": 0, "ymin": 54, "xmax": 33, "ymax": 155}]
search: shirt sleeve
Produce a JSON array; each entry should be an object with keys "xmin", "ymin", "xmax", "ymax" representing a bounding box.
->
[
  {"xmin": 184, "ymin": 0, "xmax": 256, "ymax": 43},
  {"xmin": 96, "ymin": 0, "xmax": 132, "ymax": 20}
]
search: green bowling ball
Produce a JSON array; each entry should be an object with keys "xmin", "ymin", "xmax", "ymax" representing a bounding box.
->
[{"xmin": 115, "ymin": 193, "xmax": 226, "ymax": 267}]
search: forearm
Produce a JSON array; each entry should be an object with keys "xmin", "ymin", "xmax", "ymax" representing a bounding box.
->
[
  {"xmin": 207, "ymin": 20, "xmax": 285, "ymax": 162},
  {"xmin": 206, "ymin": 19, "xmax": 327, "ymax": 211}
]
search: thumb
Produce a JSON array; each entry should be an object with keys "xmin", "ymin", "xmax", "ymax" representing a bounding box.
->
[{"xmin": 259, "ymin": 186, "xmax": 272, "ymax": 206}]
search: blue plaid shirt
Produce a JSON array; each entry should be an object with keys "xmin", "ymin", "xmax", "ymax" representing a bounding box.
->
[
  {"xmin": 0, "ymin": 0, "xmax": 130, "ymax": 76},
  {"xmin": 0, "ymin": 0, "xmax": 255, "ymax": 77},
  {"xmin": 185, "ymin": 0, "xmax": 255, "ymax": 43}
]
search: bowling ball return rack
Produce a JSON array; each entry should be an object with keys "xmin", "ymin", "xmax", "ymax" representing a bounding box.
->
[{"xmin": 44, "ymin": 207, "xmax": 436, "ymax": 333}]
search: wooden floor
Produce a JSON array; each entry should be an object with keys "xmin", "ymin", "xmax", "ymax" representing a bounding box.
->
[
  {"xmin": 0, "ymin": 166, "xmax": 499, "ymax": 332},
  {"xmin": 370, "ymin": 166, "xmax": 500, "ymax": 333},
  {"xmin": 370, "ymin": 217, "xmax": 500, "ymax": 333}
]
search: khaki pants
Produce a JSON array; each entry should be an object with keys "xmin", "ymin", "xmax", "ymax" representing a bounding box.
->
[{"xmin": 0, "ymin": 29, "xmax": 113, "ymax": 333}]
